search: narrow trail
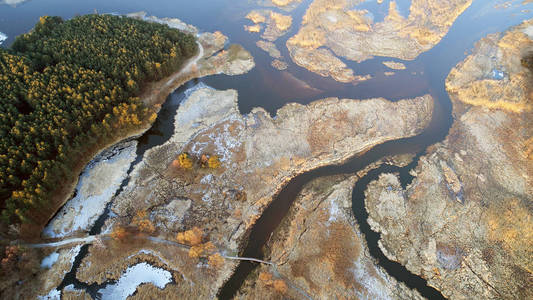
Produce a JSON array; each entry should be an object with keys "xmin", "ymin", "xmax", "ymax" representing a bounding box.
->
[
  {"xmin": 24, "ymin": 232, "xmax": 314, "ymax": 299},
  {"xmin": 142, "ymin": 40, "xmax": 204, "ymax": 106},
  {"xmin": 166, "ymin": 40, "xmax": 204, "ymax": 85},
  {"xmin": 21, "ymin": 235, "xmax": 100, "ymax": 248}
]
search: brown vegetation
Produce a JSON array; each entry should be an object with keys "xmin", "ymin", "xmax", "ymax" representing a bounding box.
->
[
  {"xmin": 246, "ymin": 12, "xmax": 266, "ymax": 24},
  {"xmin": 257, "ymin": 271, "xmax": 288, "ymax": 295},
  {"xmin": 486, "ymin": 198, "xmax": 533, "ymax": 273},
  {"xmin": 269, "ymin": 12, "xmax": 292, "ymax": 31},
  {"xmin": 176, "ymin": 226, "xmax": 204, "ymax": 246},
  {"xmin": 175, "ymin": 152, "xmax": 194, "ymax": 170},
  {"xmin": 0, "ymin": 245, "xmax": 40, "ymax": 297},
  {"xmin": 132, "ymin": 210, "xmax": 156, "ymax": 234},
  {"xmin": 111, "ymin": 225, "xmax": 129, "ymax": 241},
  {"xmin": 208, "ymin": 253, "xmax": 224, "ymax": 269},
  {"xmin": 207, "ymin": 155, "xmax": 221, "ymax": 169}
]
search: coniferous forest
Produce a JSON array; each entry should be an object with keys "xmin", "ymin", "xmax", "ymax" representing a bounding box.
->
[{"xmin": 0, "ymin": 14, "xmax": 197, "ymax": 223}]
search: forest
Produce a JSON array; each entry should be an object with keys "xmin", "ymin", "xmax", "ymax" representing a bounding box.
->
[{"xmin": 0, "ymin": 14, "xmax": 197, "ymax": 224}]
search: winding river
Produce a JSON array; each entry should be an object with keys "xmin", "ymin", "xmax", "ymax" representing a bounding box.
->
[{"xmin": 2, "ymin": 0, "xmax": 532, "ymax": 299}]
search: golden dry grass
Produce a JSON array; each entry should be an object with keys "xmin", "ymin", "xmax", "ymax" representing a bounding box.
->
[
  {"xmin": 288, "ymin": 25, "xmax": 326, "ymax": 49},
  {"xmin": 246, "ymin": 11, "xmax": 266, "ymax": 24},
  {"xmin": 269, "ymin": 11, "xmax": 292, "ymax": 31},
  {"xmin": 271, "ymin": 0, "xmax": 301, "ymax": 7},
  {"xmin": 290, "ymin": 221, "xmax": 361, "ymax": 290},
  {"xmin": 486, "ymin": 198, "xmax": 533, "ymax": 273},
  {"xmin": 244, "ymin": 24, "xmax": 262, "ymax": 33}
]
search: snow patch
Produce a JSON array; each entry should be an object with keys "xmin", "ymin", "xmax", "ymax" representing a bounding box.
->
[
  {"xmin": 37, "ymin": 289, "xmax": 60, "ymax": 300},
  {"xmin": 98, "ymin": 263, "xmax": 172, "ymax": 300},
  {"xmin": 326, "ymin": 14, "xmax": 338, "ymax": 23},
  {"xmin": 328, "ymin": 197, "xmax": 341, "ymax": 223},
  {"xmin": 43, "ymin": 142, "xmax": 137, "ymax": 238},
  {"xmin": 326, "ymin": 187, "xmax": 348, "ymax": 224},
  {"xmin": 63, "ymin": 284, "xmax": 85, "ymax": 296},
  {"xmin": 200, "ymin": 174, "xmax": 213, "ymax": 184},
  {"xmin": 0, "ymin": 32, "xmax": 6, "ymax": 45},
  {"xmin": 175, "ymin": 85, "xmax": 220, "ymax": 127},
  {"xmin": 40, "ymin": 252, "xmax": 59, "ymax": 269},
  {"xmin": 351, "ymin": 257, "xmax": 393, "ymax": 300},
  {"xmin": 126, "ymin": 12, "xmax": 198, "ymax": 35},
  {"xmin": 69, "ymin": 245, "xmax": 82, "ymax": 264},
  {"xmin": 522, "ymin": 25, "xmax": 533, "ymax": 38},
  {"xmin": 210, "ymin": 116, "xmax": 243, "ymax": 162}
]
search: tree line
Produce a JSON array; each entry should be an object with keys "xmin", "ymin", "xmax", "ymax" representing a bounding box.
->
[{"xmin": 0, "ymin": 14, "xmax": 197, "ymax": 223}]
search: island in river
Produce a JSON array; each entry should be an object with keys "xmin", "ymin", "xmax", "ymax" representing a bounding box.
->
[
  {"xmin": 0, "ymin": 2, "xmax": 532, "ymax": 300},
  {"xmin": 365, "ymin": 19, "xmax": 533, "ymax": 299}
]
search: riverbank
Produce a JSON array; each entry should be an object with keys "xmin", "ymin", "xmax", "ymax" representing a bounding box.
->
[
  {"xmin": 365, "ymin": 19, "xmax": 533, "ymax": 299},
  {"xmin": 68, "ymin": 80, "xmax": 433, "ymax": 298},
  {"xmin": 285, "ymin": 0, "xmax": 472, "ymax": 82},
  {"xmin": 0, "ymin": 12, "xmax": 255, "ymax": 299},
  {"xmin": 236, "ymin": 173, "xmax": 424, "ymax": 299},
  {"xmin": 18, "ymin": 13, "xmax": 255, "ymax": 240}
]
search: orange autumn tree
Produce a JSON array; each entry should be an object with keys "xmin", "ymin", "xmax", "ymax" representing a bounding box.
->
[
  {"xmin": 258, "ymin": 271, "xmax": 273, "ymax": 285},
  {"xmin": 208, "ymin": 253, "xmax": 224, "ymax": 269},
  {"xmin": 188, "ymin": 241, "xmax": 216, "ymax": 259},
  {"xmin": 273, "ymin": 279, "xmax": 288, "ymax": 294},
  {"xmin": 258, "ymin": 271, "xmax": 288, "ymax": 294},
  {"xmin": 176, "ymin": 226, "xmax": 203, "ymax": 246},
  {"xmin": 132, "ymin": 210, "xmax": 155, "ymax": 234},
  {"xmin": 173, "ymin": 152, "xmax": 194, "ymax": 169},
  {"xmin": 207, "ymin": 155, "xmax": 221, "ymax": 169},
  {"xmin": 111, "ymin": 225, "xmax": 128, "ymax": 241},
  {"xmin": 176, "ymin": 227, "xmax": 223, "ymax": 267}
]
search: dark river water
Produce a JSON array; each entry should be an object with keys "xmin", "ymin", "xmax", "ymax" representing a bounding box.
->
[{"xmin": 2, "ymin": 0, "xmax": 532, "ymax": 299}]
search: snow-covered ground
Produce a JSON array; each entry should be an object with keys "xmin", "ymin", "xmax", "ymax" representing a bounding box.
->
[
  {"xmin": 40, "ymin": 252, "xmax": 59, "ymax": 269},
  {"xmin": 126, "ymin": 11, "xmax": 198, "ymax": 35},
  {"xmin": 0, "ymin": 32, "xmax": 6, "ymax": 45},
  {"xmin": 43, "ymin": 142, "xmax": 137, "ymax": 238},
  {"xmin": 98, "ymin": 263, "xmax": 172, "ymax": 299},
  {"xmin": 37, "ymin": 289, "xmax": 60, "ymax": 300}
]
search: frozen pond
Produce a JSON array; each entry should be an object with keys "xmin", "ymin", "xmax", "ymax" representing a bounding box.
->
[
  {"xmin": 43, "ymin": 142, "xmax": 137, "ymax": 238},
  {"xmin": 98, "ymin": 263, "xmax": 172, "ymax": 300}
]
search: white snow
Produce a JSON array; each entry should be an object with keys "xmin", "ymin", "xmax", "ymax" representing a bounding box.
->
[
  {"xmin": 126, "ymin": 12, "xmax": 199, "ymax": 35},
  {"xmin": 43, "ymin": 142, "xmax": 137, "ymax": 238},
  {"xmin": 174, "ymin": 84, "xmax": 216, "ymax": 126},
  {"xmin": 69, "ymin": 245, "xmax": 82, "ymax": 264},
  {"xmin": 98, "ymin": 263, "xmax": 172, "ymax": 300},
  {"xmin": 0, "ymin": 32, "xmax": 6, "ymax": 45},
  {"xmin": 326, "ymin": 14, "xmax": 338, "ymax": 23},
  {"xmin": 200, "ymin": 174, "xmax": 213, "ymax": 184},
  {"xmin": 328, "ymin": 197, "xmax": 341, "ymax": 223},
  {"xmin": 37, "ymin": 289, "xmax": 60, "ymax": 300},
  {"xmin": 351, "ymin": 257, "xmax": 393, "ymax": 300},
  {"xmin": 40, "ymin": 252, "xmax": 59, "ymax": 269},
  {"xmin": 327, "ymin": 188, "xmax": 346, "ymax": 223},
  {"xmin": 522, "ymin": 25, "xmax": 533, "ymax": 38},
  {"xmin": 209, "ymin": 115, "xmax": 243, "ymax": 162}
]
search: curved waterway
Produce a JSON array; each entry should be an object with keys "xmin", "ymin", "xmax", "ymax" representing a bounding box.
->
[
  {"xmin": 2, "ymin": 0, "xmax": 531, "ymax": 299},
  {"xmin": 56, "ymin": 80, "xmax": 205, "ymax": 297}
]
